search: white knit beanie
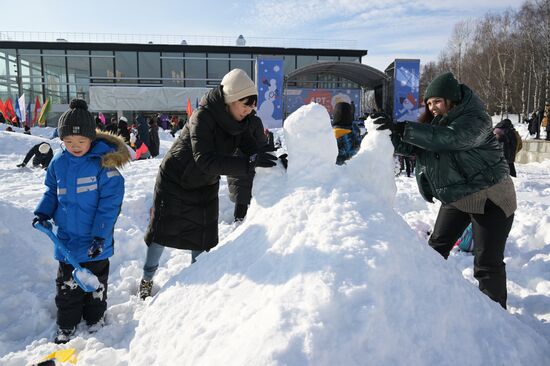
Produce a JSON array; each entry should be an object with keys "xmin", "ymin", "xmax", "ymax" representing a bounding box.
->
[
  {"xmin": 38, "ymin": 143, "xmax": 51, "ymax": 154},
  {"xmin": 221, "ymin": 69, "xmax": 257, "ymax": 104}
]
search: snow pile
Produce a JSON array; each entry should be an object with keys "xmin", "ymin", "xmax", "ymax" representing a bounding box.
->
[
  {"xmin": 127, "ymin": 104, "xmax": 549, "ymax": 365},
  {"xmin": 0, "ymin": 107, "xmax": 549, "ymax": 365}
]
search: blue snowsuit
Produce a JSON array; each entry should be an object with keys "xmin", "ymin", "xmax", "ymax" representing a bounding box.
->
[{"xmin": 34, "ymin": 135, "xmax": 127, "ymax": 263}]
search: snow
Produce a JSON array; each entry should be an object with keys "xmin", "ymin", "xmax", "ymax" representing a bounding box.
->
[{"xmin": 1, "ymin": 107, "xmax": 550, "ymax": 365}]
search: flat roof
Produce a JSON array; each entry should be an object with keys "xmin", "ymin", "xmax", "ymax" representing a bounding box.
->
[{"xmin": 0, "ymin": 41, "xmax": 368, "ymax": 57}]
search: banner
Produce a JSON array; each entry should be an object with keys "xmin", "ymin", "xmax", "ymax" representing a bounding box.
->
[
  {"xmin": 32, "ymin": 96, "xmax": 41, "ymax": 126},
  {"xmin": 284, "ymin": 88, "xmax": 360, "ymax": 118},
  {"xmin": 18, "ymin": 94, "xmax": 26, "ymax": 125},
  {"xmin": 393, "ymin": 60, "xmax": 420, "ymax": 122},
  {"xmin": 38, "ymin": 97, "xmax": 51, "ymax": 126},
  {"xmin": 256, "ymin": 59, "xmax": 284, "ymax": 128}
]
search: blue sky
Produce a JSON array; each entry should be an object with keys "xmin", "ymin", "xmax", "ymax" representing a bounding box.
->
[{"xmin": 2, "ymin": 0, "xmax": 526, "ymax": 71}]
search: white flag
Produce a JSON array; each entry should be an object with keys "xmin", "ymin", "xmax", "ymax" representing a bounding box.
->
[{"xmin": 18, "ymin": 94, "xmax": 26, "ymax": 124}]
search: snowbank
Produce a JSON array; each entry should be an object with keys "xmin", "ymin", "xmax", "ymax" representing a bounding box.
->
[{"xmin": 0, "ymin": 106, "xmax": 549, "ymax": 365}]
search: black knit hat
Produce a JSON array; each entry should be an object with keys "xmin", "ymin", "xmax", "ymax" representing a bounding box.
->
[
  {"xmin": 58, "ymin": 99, "xmax": 96, "ymax": 140},
  {"xmin": 332, "ymin": 102, "xmax": 353, "ymax": 128},
  {"xmin": 424, "ymin": 72, "xmax": 462, "ymax": 103}
]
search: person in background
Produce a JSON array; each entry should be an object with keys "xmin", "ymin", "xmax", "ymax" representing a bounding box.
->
[
  {"xmin": 376, "ymin": 72, "xmax": 516, "ymax": 309},
  {"xmin": 33, "ymin": 99, "xmax": 130, "ymax": 343},
  {"xmin": 138, "ymin": 69, "xmax": 277, "ymax": 299},
  {"xmin": 117, "ymin": 116, "xmax": 131, "ymax": 144},
  {"xmin": 148, "ymin": 117, "xmax": 160, "ymax": 157},
  {"xmin": 104, "ymin": 116, "xmax": 118, "ymax": 134},
  {"xmin": 136, "ymin": 114, "xmax": 150, "ymax": 149},
  {"xmin": 17, "ymin": 142, "xmax": 54, "ymax": 169},
  {"xmin": 24, "ymin": 125, "xmax": 31, "ymax": 135},
  {"xmin": 493, "ymin": 118, "xmax": 518, "ymax": 177},
  {"xmin": 331, "ymin": 101, "xmax": 362, "ymax": 165}
]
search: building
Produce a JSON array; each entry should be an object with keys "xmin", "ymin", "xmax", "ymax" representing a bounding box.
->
[{"xmin": 0, "ymin": 35, "xmax": 387, "ymax": 127}]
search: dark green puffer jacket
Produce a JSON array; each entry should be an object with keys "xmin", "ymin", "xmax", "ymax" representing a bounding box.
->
[{"xmin": 392, "ymin": 85, "xmax": 509, "ymax": 204}]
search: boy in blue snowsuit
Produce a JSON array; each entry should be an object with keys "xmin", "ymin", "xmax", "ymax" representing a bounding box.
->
[{"xmin": 33, "ymin": 99, "xmax": 130, "ymax": 344}]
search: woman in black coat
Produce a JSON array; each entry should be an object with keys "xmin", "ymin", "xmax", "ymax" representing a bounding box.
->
[
  {"xmin": 138, "ymin": 69, "xmax": 277, "ymax": 299},
  {"xmin": 227, "ymin": 111, "xmax": 268, "ymax": 221}
]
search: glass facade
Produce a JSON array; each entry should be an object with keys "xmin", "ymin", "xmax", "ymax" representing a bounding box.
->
[
  {"xmin": 161, "ymin": 52, "xmax": 184, "ymax": 87},
  {"xmin": 115, "ymin": 51, "xmax": 138, "ymax": 84},
  {"xmin": 185, "ymin": 52, "xmax": 206, "ymax": 87},
  {"xmin": 67, "ymin": 50, "xmax": 90, "ymax": 101},
  {"xmin": 0, "ymin": 44, "xmax": 364, "ymax": 110},
  {"xmin": 138, "ymin": 52, "xmax": 161, "ymax": 84},
  {"xmin": 207, "ymin": 53, "xmax": 229, "ymax": 85}
]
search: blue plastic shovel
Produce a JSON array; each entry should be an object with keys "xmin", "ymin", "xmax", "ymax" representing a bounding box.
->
[{"xmin": 33, "ymin": 221, "xmax": 100, "ymax": 292}]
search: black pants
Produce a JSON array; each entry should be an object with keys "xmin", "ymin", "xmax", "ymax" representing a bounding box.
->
[
  {"xmin": 428, "ymin": 200, "xmax": 513, "ymax": 309},
  {"xmin": 508, "ymin": 162, "xmax": 516, "ymax": 178},
  {"xmin": 56, "ymin": 259, "xmax": 109, "ymax": 329}
]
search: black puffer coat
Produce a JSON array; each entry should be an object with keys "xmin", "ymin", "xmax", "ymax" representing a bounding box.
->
[
  {"xmin": 148, "ymin": 121, "xmax": 160, "ymax": 157},
  {"xmin": 227, "ymin": 112, "xmax": 267, "ymax": 205},
  {"xmin": 392, "ymin": 85, "xmax": 509, "ymax": 204},
  {"xmin": 144, "ymin": 86, "xmax": 258, "ymax": 251},
  {"xmin": 23, "ymin": 142, "xmax": 54, "ymax": 167}
]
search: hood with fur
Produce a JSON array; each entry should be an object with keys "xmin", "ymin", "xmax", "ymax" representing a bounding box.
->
[{"xmin": 95, "ymin": 130, "xmax": 132, "ymax": 168}]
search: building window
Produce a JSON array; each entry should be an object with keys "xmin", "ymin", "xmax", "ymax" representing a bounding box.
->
[
  {"xmin": 185, "ymin": 53, "xmax": 206, "ymax": 87},
  {"xmin": 139, "ymin": 52, "xmax": 161, "ymax": 84},
  {"xmin": 67, "ymin": 51, "xmax": 90, "ymax": 101},
  {"xmin": 91, "ymin": 51, "xmax": 114, "ymax": 83},
  {"xmin": 42, "ymin": 50, "xmax": 68, "ymax": 104},
  {"xmin": 19, "ymin": 51, "xmax": 43, "ymax": 101},
  {"xmin": 296, "ymin": 55, "xmax": 318, "ymax": 69},
  {"xmin": 207, "ymin": 53, "xmax": 229, "ymax": 85},
  {"xmin": 230, "ymin": 53, "xmax": 253, "ymax": 78},
  {"xmin": 161, "ymin": 52, "xmax": 184, "ymax": 87},
  {"xmin": 115, "ymin": 51, "xmax": 138, "ymax": 84},
  {"xmin": 0, "ymin": 49, "xmax": 18, "ymax": 99},
  {"xmin": 339, "ymin": 56, "xmax": 360, "ymax": 63}
]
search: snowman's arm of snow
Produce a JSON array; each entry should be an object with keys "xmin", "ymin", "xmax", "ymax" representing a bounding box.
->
[
  {"xmin": 402, "ymin": 118, "xmax": 487, "ymax": 152},
  {"xmin": 34, "ymin": 159, "xmax": 58, "ymax": 217},
  {"xmin": 190, "ymin": 116, "xmax": 250, "ymax": 176}
]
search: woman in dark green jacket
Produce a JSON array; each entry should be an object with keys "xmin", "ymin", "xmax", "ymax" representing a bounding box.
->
[{"xmin": 379, "ymin": 72, "xmax": 516, "ymax": 309}]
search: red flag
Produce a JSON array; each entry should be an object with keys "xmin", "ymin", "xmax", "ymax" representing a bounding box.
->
[
  {"xmin": 32, "ymin": 96, "xmax": 41, "ymax": 126},
  {"xmin": 4, "ymin": 98, "xmax": 16, "ymax": 122},
  {"xmin": 0, "ymin": 98, "xmax": 6, "ymax": 120},
  {"xmin": 186, "ymin": 97, "xmax": 193, "ymax": 117}
]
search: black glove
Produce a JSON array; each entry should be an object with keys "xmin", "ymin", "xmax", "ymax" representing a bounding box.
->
[
  {"xmin": 32, "ymin": 213, "xmax": 50, "ymax": 228},
  {"xmin": 17, "ymin": 162, "xmax": 26, "ymax": 168},
  {"xmin": 278, "ymin": 153, "xmax": 288, "ymax": 169},
  {"xmin": 250, "ymin": 144, "xmax": 278, "ymax": 167},
  {"xmin": 374, "ymin": 115, "xmax": 406, "ymax": 135},
  {"xmin": 88, "ymin": 237, "xmax": 105, "ymax": 258}
]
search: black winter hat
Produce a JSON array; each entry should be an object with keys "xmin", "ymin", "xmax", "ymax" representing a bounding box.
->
[
  {"xmin": 424, "ymin": 72, "xmax": 462, "ymax": 103},
  {"xmin": 332, "ymin": 102, "xmax": 353, "ymax": 128},
  {"xmin": 58, "ymin": 99, "xmax": 96, "ymax": 140}
]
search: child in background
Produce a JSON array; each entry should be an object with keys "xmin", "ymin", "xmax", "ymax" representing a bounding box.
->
[
  {"xmin": 331, "ymin": 101, "xmax": 362, "ymax": 165},
  {"xmin": 33, "ymin": 99, "xmax": 130, "ymax": 344},
  {"xmin": 17, "ymin": 142, "xmax": 54, "ymax": 169}
]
